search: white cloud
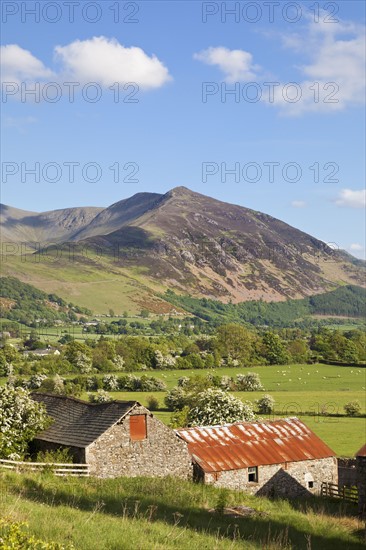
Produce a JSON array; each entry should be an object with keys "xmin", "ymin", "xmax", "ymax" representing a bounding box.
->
[
  {"xmin": 335, "ymin": 189, "xmax": 366, "ymax": 208},
  {"xmin": 194, "ymin": 46, "xmax": 259, "ymax": 83},
  {"xmin": 0, "ymin": 44, "xmax": 54, "ymax": 83},
  {"xmin": 291, "ymin": 200, "xmax": 307, "ymax": 208},
  {"xmin": 54, "ymin": 36, "xmax": 171, "ymax": 89},
  {"xmin": 271, "ymin": 17, "xmax": 366, "ymax": 115},
  {"xmin": 0, "ymin": 38, "xmax": 171, "ymax": 93},
  {"xmin": 350, "ymin": 243, "xmax": 363, "ymax": 251}
]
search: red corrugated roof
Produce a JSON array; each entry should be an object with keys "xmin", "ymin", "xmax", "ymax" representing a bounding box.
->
[
  {"xmin": 356, "ymin": 444, "xmax": 366, "ymax": 457},
  {"xmin": 176, "ymin": 418, "xmax": 335, "ymax": 473}
]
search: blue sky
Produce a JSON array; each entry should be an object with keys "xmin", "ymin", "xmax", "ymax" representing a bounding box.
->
[{"xmin": 1, "ymin": 0, "xmax": 365, "ymax": 257}]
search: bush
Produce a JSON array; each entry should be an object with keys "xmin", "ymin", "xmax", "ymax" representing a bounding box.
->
[
  {"xmin": 86, "ymin": 376, "xmax": 103, "ymax": 391},
  {"xmin": 102, "ymin": 374, "xmax": 119, "ymax": 391},
  {"xmin": 164, "ymin": 387, "xmax": 188, "ymax": 411},
  {"xmin": 215, "ymin": 489, "xmax": 230, "ymax": 515},
  {"xmin": 169, "ymin": 406, "xmax": 190, "ymax": 429},
  {"xmin": 177, "ymin": 376, "xmax": 190, "ymax": 388},
  {"xmin": 140, "ymin": 375, "xmax": 167, "ymax": 392},
  {"xmin": 27, "ymin": 374, "xmax": 48, "ymax": 389},
  {"xmin": 256, "ymin": 394, "xmax": 275, "ymax": 414},
  {"xmin": 35, "ymin": 447, "xmax": 73, "ymax": 464},
  {"xmin": 88, "ymin": 389, "xmax": 113, "ymax": 403},
  {"xmin": 146, "ymin": 395, "xmax": 159, "ymax": 411},
  {"xmin": 0, "ymin": 385, "xmax": 52, "ymax": 459},
  {"xmin": 0, "ymin": 517, "xmax": 74, "ymax": 549},
  {"xmin": 188, "ymin": 388, "xmax": 256, "ymax": 426},
  {"xmin": 344, "ymin": 401, "xmax": 361, "ymax": 416},
  {"xmin": 39, "ymin": 375, "xmax": 65, "ymax": 395},
  {"xmin": 235, "ymin": 372, "xmax": 264, "ymax": 391},
  {"xmin": 118, "ymin": 375, "xmax": 141, "ymax": 391}
]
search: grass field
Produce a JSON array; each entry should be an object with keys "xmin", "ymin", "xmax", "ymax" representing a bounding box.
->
[{"xmin": 0, "ymin": 473, "xmax": 364, "ymax": 550}]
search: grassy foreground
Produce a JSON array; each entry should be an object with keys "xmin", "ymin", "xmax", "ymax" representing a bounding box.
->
[{"xmin": 0, "ymin": 473, "xmax": 364, "ymax": 550}]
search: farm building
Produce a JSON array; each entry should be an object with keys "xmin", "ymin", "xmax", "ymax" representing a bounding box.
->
[
  {"xmin": 176, "ymin": 418, "xmax": 337, "ymax": 497},
  {"xmin": 31, "ymin": 393, "xmax": 191, "ymax": 479},
  {"xmin": 356, "ymin": 444, "xmax": 366, "ymax": 517}
]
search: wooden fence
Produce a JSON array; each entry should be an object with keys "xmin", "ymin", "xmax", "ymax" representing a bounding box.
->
[
  {"xmin": 321, "ymin": 482, "xmax": 358, "ymax": 503},
  {"xmin": 0, "ymin": 458, "xmax": 90, "ymax": 477}
]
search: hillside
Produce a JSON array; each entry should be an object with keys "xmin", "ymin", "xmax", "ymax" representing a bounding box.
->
[
  {"xmin": 1, "ymin": 473, "xmax": 364, "ymax": 550},
  {"xmin": 1, "ymin": 187, "xmax": 364, "ymax": 313},
  {"xmin": 163, "ymin": 285, "xmax": 366, "ymax": 327},
  {"xmin": 0, "ymin": 276, "xmax": 91, "ymax": 326}
]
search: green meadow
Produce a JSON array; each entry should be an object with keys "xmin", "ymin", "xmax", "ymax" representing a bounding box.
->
[{"xmin": 1, "ymin": 473, "xmax": 364, "ymax": 550}]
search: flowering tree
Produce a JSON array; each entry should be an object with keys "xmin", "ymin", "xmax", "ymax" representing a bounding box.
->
[
  {"xmin": 0, "ymin": 385, "xmax": 51, "ymax": 459},
  {"xmin": 256, "ymin": 394, "xmax": 275, "ymax": 414},
  {"xmin": 188, "ymin": 388, "xmax": 256, "ymax": 426},
  {"xmin": 235, "ymin": 372, "xmax": 264, "ymax": 391},
  {"xmin": 113, "ymin": 355, "xmax": 125, "ymax": 370},
  {"xmin": 154, "ymin": 350, "xmax": 176, "ymax": 369},
  {"xmin": 64, "ymin": 341, "xmax": 92, "ymax": 374},
  {"xmin": 88, "ymin": 389, "xmax": 113, "ymax": 403},
  {"xmin": 102, "ymin": 374, "xmax": 119, "ymax": 391}
]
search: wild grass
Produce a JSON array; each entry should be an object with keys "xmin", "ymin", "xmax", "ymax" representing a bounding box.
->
[{"xmin": 0, "ymin": 473, "xmax": 364, "ymax": 550}]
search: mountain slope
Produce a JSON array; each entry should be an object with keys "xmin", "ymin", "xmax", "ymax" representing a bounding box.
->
[
  {"xmin": 71, "ymin": 192, "xmax": 163, "ymax": 241},
  {"xmin": 1, "ymin": 187, "xmax": 364, "ymax": 310},
  {"xmin": 80, "ymin": 186, "xmax": 364, "ymax": 301},
  {"xmin": 0, "ymin": 204, "xmax": 104, "ymax": 243}
]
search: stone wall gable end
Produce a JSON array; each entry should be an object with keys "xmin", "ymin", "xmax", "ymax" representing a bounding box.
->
[{"xmin": 85, "ymin": 405, "xmax": 192, "ymax": 479}]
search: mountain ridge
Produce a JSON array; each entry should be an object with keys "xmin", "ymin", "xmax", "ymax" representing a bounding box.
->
[{"xmin": 1, "ymin": 187, "xmax": 364, "ymax": 310}]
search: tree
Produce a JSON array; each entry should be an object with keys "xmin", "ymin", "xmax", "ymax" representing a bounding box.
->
[
  {"xmin": 169, "ymin": 406, "xmax": 190, "ymax": 428},
  {"xmin": 216, "ymin": 324, "xmax": 256, "ymax": 365},
  {"xmin": 256, "ymin": 394, "xmax": 275, "ymax": 414},
  {"xmin": 88, "ymin": 389, "xmax": 113, "ymax": 403},
  {"xmin": 235, "ymin": 372, "xmax": 264, "ymax": 391},
  {"xmin": 287, "ymin": 339, "xmax": 310, "ymax": 363},
  {"xmin": 0, "ymin": 344, "xmax": 19, "ymax": 376},
  {"xmin": 64, "ymin": 341, "xmax": 92, "ymax": 373},
  {"xmin": 146, "ymin": 395, "xmax": 159, "ymax": 411},
  {"xmin": 0, "ymin": 385, "xmax": 51, "ymax": 459},
  {"xmin": 188, "ymin": 388, "xmax": 256, "ymax": 426},
  {"xmin": 344, "ymin": 401, "xmax": 361, "ymax": 416},
  {"xmin": 164, "ymin": 387, "xmax": 188, "ymax": 411},
  {"xmin": 261, "ymin": 332, "xmax": 289, "ymax": 365}
]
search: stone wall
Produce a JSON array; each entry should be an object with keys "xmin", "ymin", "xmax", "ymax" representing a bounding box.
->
[
  {"xmin": 203, "ymin": 457, "xmax": 337, "ymax": 497},
  {"xmin": 86, "ymin": 405, "xmax": 192, "ymax": 479}
]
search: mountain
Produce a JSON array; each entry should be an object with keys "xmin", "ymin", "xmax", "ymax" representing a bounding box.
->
[
  {"xmin": 1, "ymin": 187, "xmax": 364, "ymax": 312},
  {"xmin": 0, "ymin": 204, "xmax": 103, "ymax": 243}
]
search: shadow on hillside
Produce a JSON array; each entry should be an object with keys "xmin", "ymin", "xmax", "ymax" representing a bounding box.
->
[{"xmin": 5, "ymin": 477, "xmax": 365, "ymax": 550}]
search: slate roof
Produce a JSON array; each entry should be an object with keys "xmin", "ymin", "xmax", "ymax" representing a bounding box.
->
[
  {"xmin": 32, "ymin": 393, "xmax": 138, "ymax": 448},
  {"xmin": 176, "ymin": 418, "xmax": 335, "ymax": 473}
]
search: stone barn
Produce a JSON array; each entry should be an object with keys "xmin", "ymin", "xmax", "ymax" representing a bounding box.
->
[
  {"xmin": 31, "ymin": 393, "xmax": 191, "ymax": 479},
  {"xmin": 176, "ymin": 418, "xmax": 337, "ymax": 497},
  {"xmin": 356, "ymin": 444, "xmax": 366, "ymax": 517}
]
